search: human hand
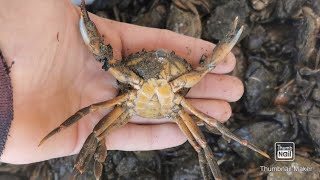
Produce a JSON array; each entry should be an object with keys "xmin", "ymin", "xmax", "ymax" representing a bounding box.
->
[{"xmin": 0, "ymin": 0, "xmax": 243, "ymax": 164}]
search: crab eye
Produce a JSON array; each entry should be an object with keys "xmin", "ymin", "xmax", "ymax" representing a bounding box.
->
[{"xmin": 155, "ymin": 49, "xmax": 169, "ymax": 62}]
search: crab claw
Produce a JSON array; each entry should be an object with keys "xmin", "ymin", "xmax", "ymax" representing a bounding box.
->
[
  {"xmin": 79, "ymin": 0, "xmax": 101, "ymax": 55},
  {"xmin": 205, "ymin": 16, "xmax": 244, "ymax": 70},
  {"xmin": 79, "ymin": 0, "xmax": 113, "ymax": 70}
]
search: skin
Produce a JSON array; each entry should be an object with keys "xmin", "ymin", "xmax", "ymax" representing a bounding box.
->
[{"xmin": 0, "ymin": 0, "xmax": 243, "ymax": 164}]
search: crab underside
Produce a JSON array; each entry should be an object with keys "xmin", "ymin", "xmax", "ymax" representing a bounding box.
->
[{"xmin": 39, "ymin": 1, "xmax": 269, "ymax": 180}]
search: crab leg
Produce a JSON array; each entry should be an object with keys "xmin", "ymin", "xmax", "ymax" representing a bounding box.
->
[
  {"xmin": 175, "ymin": 116, "xmax": 201, "ymax": 152},
  {"xmin": 72, "ymin": 106, "xmax": 127, "ymax": 179},
  {"xmin": 192, "ymin": 116, "xmax": 232, "ymax": 142},
  {"xmin": 175, "ymin": 116, "xmax": 212, "ymax": 180},
  {"xmin": 198, "ymin": 149, "xmax": 212, "ymax": 180},
  {"xmin": 194, "ymin": 115, "xmax": 231, "ymax": 142},
  {"xmin": 93, "ymin": 106, "xmax": 125, "ymax": 136},
  {"xmin": 94, "ymin": 114, "xmax": 131, "ymax": 180},
  {"xmin": 180, "ymin": 97, "xmax": 270, "ymax": 159},
  {"xmin": 39, "ymin": 94, "xmax": 128, "ymax": 146},
  {"xmin": 170, "ymin": 17, "xmax": 243, "ymax": 92},
  {"xmin": 178, "ymin": 110, "xmax": 222, "ymax": 180},
  {"xmin": 93, "ymin": 139, "xmax": 107, "ymax": 180},
  {"xmin": 192, "ymin": 115, "xmax": 221, "ymax": 136},
  {"xmin": 73, "ymin": 133, "xmax": 98, "ymax": 175},
  {"xmin": 108, "ymin": 66, "xmax": 144, "ymax": 89},
  {"xmin": 96, "ymin": 111, "xmax": 131, "ymax": 140}
]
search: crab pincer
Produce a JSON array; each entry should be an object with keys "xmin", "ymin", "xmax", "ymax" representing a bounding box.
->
[{"xmin": 79, "ymin": 0, "xmax": 113, "ymax": 70}]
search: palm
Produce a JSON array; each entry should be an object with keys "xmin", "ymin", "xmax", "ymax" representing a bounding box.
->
[{"xmin": 0, "ymin": 0, "xmax": 243, "ymax": 164}]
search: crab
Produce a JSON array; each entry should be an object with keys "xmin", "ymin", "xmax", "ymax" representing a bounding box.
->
[{"xmin": 39, "ymin": 1, "xmax": 269, "ymax": 180}]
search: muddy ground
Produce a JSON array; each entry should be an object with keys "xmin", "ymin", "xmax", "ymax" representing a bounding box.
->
[{"xmin": 0, "ymin": 0, "xmax": 320, "ymax": 179}]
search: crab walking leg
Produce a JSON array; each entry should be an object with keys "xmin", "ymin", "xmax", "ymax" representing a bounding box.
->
[
  {"xmin": 180, "ymin": 98, "xmax": 270, "ymax": 159},
  {"xmin": 94, "ymin": 114, "xmax": 131, "ymax": 180},
  {"xmin": 198, "ymin": 150, "xmax": 212, "ymax": 180},
  {"xmin": 193, "ymin": 115, "xmax": 230, "ymax": 142},
  {"xmin": 179, "ymin": 110, "xmax": 206, "ymax": 147},
  {"xmin": 96, "ymin": 112, "xmax": 131, "ymax": 141},
  {"xmin": 204, "ymin": 122, "xmax": 232, "ymax": 143},
  {"xmin": 72, "ymin": 107, "xmax": 125, "ymax": 177},
  {"xmin": 72, "ymin": 135, "xmax": 107, "ymax": 180},
  {"xmin": 39, "ymin": 94, "xmax": 129, "ymax": 146},
  {"xmin": 93, "ymin": 139, "xmax": 107, "ymax": 180},
  {"xmin": 192, "ymin": 115, "xmax": 221, "ymax": 136},
  {"xmin": 175, "ymin": 116, "xmax": 201, "ymax": 152},
  {"xmin": 94, "ymin": 115, "xmax": 131, "ymax": 180},
  {"xmin": 73, "ymin": 133, "xmax": 98, "ymax": 176},
  {"xmin": 193, "ymin": 116, "xmax": 231, "ymax": 142},
  {"xmin": 93, "ymin": 106, "xmax": 125, "ymax": 136},
  {"xmin": 175, "ymin": 117, "xmax": 211, "ymax": 180},
  {"xmin": 170, "ymin": 18, "xmax": 243, "ymax": 92},
  {"xmin": 178, "ymin": 110, "xmax": 222, "ymax": 180}
]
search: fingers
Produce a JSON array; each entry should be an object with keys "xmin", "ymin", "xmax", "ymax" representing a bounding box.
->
[
  {"xmin": 88, "ymin": 13, "xmax": 236, "ymax": 74},
  {"xmin": 187, "ymin": 74, "xmax": 244, "ymax": 102},
  {"xmin": 186, "ymin": 99, "xmax": 231, "ymax": 122},
  {"xmin": 116, "ymin": 23, "xmax": 236, "ymax": 74},
  {"xmin": 105, "ymin": 123, "xmax": 187, "ymax": 151},
  {"xmin": 214, "ymin": 53, "xmax": 236, "ymax": 74}
]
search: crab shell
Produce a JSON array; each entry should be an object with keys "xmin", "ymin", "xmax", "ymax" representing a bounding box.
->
[{"xmin": 118, "ymin": 50, "xmax": 192, "ymax": 119}]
